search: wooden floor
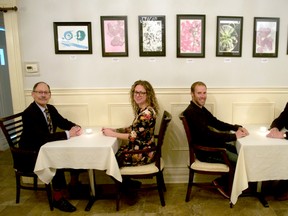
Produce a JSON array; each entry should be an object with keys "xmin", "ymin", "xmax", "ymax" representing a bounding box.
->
[{"xmin": 1, "ymin": 149, "xmax": 288, "ymax": 216}]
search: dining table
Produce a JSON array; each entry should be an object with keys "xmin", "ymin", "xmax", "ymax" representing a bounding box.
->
[
  {"xmin": 230, "ymin": 124, "xmax": 288, "ymax": 207},
  {"xmin": 34, "ymin": 126, "xmax": 122, "ymax": 211}
]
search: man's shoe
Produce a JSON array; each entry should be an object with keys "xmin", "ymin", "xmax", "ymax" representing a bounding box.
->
[
  {"xmin": 212, "ymin": 179, "xmax": 230, "ymax": 199},
  {"xmin": 53, "ymin": 198, "xmax": 76, "ymax": 212}
]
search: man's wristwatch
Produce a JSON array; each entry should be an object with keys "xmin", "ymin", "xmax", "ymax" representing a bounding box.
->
[{"xmin": 284, "ymin": 132, "xmax": 287, "ymax": 139}]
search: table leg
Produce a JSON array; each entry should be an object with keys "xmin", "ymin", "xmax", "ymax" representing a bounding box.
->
[
  {"xmin": 85, "ymin": 169, "xmax": 96, "ymax": 211},
  {"xmin": 88, "ymin": 169, "xmax": 96, "ymax": 196},
  {"xmin": 237, "ymin": 181, "xmax": 269, "ymax": 208},
  {"xmin": 111, "ymin": 177, "xmax": 121, "ymax": 211},
  {"xmin": 85, "ymin": 196, "xmax": 96, "ymax": 211},
  {"xmin": 256, "ymin": 193, "xmax": 269, "ymax": 207},
  {"xmin": 256, "ymin": 182, "xmax": 269, "ymax": 207},
  {"xmin": 84, "ymin": 170, "xmax": 122, "ymax": 211}
]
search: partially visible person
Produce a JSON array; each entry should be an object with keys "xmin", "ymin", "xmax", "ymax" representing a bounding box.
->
[
  {"xmin": 183, "ymin": 81, "xmax": 249, "ymax": 198},
  {"xmin": 102, "ymin": 80, "xmax": 159, "ymax": 205},
  {"xmin": 266, "ymin": 102, "xmax": 288, "ymax": 200},
  {"xmin": 20, "ymin": 81, "xmax": 82, "ymax": 212},
  {"xmin": 266, "ymin": 102, "xmax": 288, "ymax": 140}
]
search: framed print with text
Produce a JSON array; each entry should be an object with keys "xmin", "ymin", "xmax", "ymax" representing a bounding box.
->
[
  {"xmin": 216, "ymin": 16, "xmax": 243, "ymax": 57},
  {"xmin": 177, "ymin": 14, "xmax": 205, "ymax": 58},
  {"xmin": 138, "ymin": 15, "xmax": 166, "ymax": 56},
  {"xmin": 253, "ymin": 17, "xmax": 280, "ymax": 58},
  {"xmin": 100, "ymin": 16, "xmax": 128, "ymax": 57},
  {"xmin": 53, "ymin": 22, "xmax": 92, "ymax": 54}
]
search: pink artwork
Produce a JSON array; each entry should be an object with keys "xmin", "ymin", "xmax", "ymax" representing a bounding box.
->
[
  {"xmin": 104, "ymin": 20, "xmax": 126, "ymax": 52},
  {"xmin": 255, "ymin": 25, "xmax": 276, "ymax": 53},
  {"xmin": 180, "ymin": 19, "xmax": 202, "ymax": 54},
  {"xmin": 253, "ymin": 17, "xmax": 279, "ymax": 57}
]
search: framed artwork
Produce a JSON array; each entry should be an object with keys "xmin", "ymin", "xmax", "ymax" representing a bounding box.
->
[
  {"xmin": 138, "ymin": 15, "xmax": 166, "ymax": 56},
  {"xmin": 100, "ymin": 16, "xmax": 128, "ymax": 57},
  {"xmin": 216, "ymin": 16, "xmax": 243, "ymax": 57},
  {"xmin": 253, "ymin": 17, "xmax": 280, "ymax": 58},
  {"xmin": 53, "ymin": 22, "xmax": 92, "ymax": 54},
  {"xmin": 177, "ymin": 14, "xmax": 205, "ymax": 58}
]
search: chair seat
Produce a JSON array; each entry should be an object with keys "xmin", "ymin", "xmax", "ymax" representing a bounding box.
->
[
  {"xmin": 120, "ymin": 158, "xmax": 164, "ymax": 175},
  {"xmin": 190, "ymin": 159, "xmax": 229, "ymax": 172}
]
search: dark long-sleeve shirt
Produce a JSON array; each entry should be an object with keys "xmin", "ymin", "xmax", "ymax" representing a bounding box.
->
[
  {"xmin": 270, "ymin": 102, "xmax": 288, "ymax": 130},
  {"xmin": 183, "ymin": 101, "xmax": 241, "ymax": 148},
  {"xmin": 270, "ymin": 102, "xmax": 288, "ymax": 139}
]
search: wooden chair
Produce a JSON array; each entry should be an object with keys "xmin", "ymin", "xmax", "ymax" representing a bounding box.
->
[
  {"xmin": 116, "ymin": 110, "xmax": 172, "ymax": 210},
  {"xmin": 179, "ymin": 112, "xmax": 234, "ymax": 202},
  {"xmin": 0, "ymin": 112, "xmax": 53, "ymax": 210}
]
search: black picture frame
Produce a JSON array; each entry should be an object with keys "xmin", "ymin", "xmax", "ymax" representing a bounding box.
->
[
  {"xmin": 100, "ymin": 16, "xmax": 128, "ymax": 57},
  {"xmin": 138, "ymin": 15, "xmax": 166, "ymax": 57},
  {"xmin": 253, "ymin": 17, "xmax": 280, "ymax": 58},
  {"xmin": 216, "ymin": 16, "xmax": 243, "ymax": 57},
  {"xmin": 53, "ymin": 22, "xmax": 92, "ymax": 54},
  {"xmin": 177, "ymin": 14, "xmax": 205, "ymax": 58}
]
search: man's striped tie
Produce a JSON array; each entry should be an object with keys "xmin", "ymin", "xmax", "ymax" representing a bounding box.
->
[{"xmin": 44, "ymin": 108, "xmax": 53, "ymax": 133}]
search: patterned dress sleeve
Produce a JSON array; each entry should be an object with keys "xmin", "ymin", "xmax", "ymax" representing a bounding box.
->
[{"xmin": 116, "ymin": 107, "xmax": 157, "ymax": 167}]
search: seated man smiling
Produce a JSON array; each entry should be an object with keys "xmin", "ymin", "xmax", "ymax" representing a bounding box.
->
[{"xmin": 183, "ymin": 81, "xmax": 249, "ymax": 198}]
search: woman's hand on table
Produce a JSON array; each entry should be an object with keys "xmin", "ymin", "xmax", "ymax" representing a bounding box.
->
[{"xmin": 102, "ymin": 127, "xmax": 115, "ymax": 137}]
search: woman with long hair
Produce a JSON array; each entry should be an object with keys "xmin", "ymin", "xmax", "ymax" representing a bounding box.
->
[{"xmin": 102, "ymin": 80, "xmax": 159, "ymax": 205}]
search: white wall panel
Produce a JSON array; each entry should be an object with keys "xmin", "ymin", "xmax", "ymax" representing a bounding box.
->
[
  {"xmin": 232, "ymin": 102, "xmax": 275, "ymax": 125},
  {"xmin": 108, "ymin": 103, "xmax": 134, "ymax": 127},
  {"xmin": 55, "ymin": 103, "xmax": 89, "ymax": 127}
]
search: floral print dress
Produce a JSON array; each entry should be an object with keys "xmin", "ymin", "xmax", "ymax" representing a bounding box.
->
[{"xmin": 116, "ymin": 106, "xmax": 157, "ymax": 167}]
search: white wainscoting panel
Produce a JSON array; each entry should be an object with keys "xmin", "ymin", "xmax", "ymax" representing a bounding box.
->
[
  {"xmin": 232, "ymin": 102, "xmax": 275, "ymax": 125},
  {"xmin": 54, "ymin": 103, "xmax": 90, "ymax": 127},
  {"xmin": 108, "ymin": 103, "xmax": 134, "ymax": 127}
]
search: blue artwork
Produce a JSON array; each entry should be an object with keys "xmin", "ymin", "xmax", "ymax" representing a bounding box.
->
[{"xmin": 58, "ymin": 26, "xmax": 89, "ymax": 51}]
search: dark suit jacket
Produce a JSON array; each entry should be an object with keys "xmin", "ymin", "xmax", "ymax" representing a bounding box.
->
[
  {"xmin": 270, "ymin": 102, "xmax": 288, "ymax": 131},
  {"xmin": 20, "ymin": 101, "xmax": 76, "ymax": 151}
]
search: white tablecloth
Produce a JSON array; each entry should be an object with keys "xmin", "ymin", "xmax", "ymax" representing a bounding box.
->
[
  {"xmin": 34, "ymin": 127, "xmax": 122, "ymax": 185},
  {"xmin": 230, "ymin": 125, "xmax": 288, "ymax": 205}
]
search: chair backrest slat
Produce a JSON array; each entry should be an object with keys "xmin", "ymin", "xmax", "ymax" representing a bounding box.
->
[
  {"xmin": 0, "ymin": 112, "xmax": 23, "ymax": 148},
  {"xmin": 156, "ymin": 110, "xmax": 172, "ymax": 149},
  {"xmin": 154, "ymin": 111, "xmax": 172, "ymax": 168},
  {"xmin": 179, "ymin": 112, "xmax": 196, "ymax": 164},
  {"xmin": 179, "ymin": 112, "xmax": 192, "ymax": 144}
]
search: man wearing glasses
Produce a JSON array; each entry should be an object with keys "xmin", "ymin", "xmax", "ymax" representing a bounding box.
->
[{"xmin": 20, "ymin": 81, "xmax": 82, "ymax": 212}]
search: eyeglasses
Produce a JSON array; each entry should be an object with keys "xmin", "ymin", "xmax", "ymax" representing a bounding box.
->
[
  {"xmin": 33, "ymin": 91, "xmax": 51, "ymax": 95},
  {"xmin": 134, "ymin": 91, "xmax": 146, "ymax": 96}
]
